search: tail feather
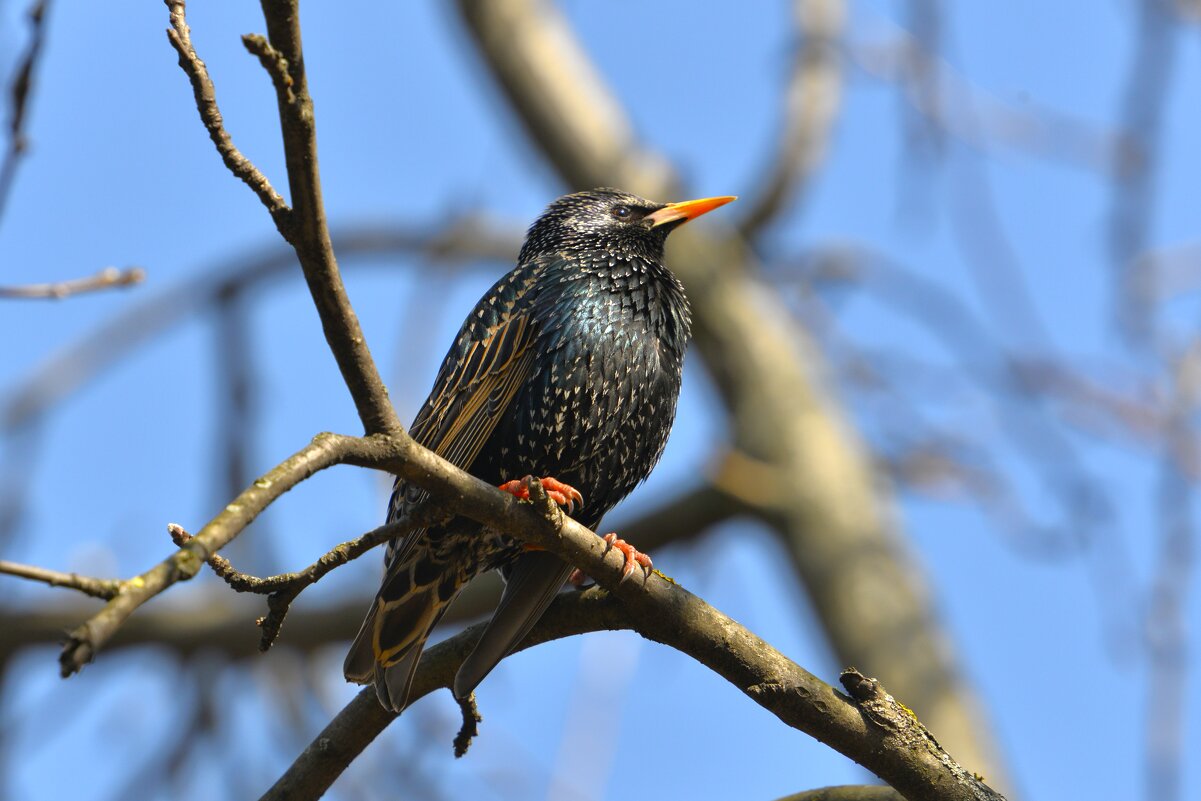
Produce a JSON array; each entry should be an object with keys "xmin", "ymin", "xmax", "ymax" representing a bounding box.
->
[
  {"xmin": 453, "ymin": 550, "xmax": 572, "ymax": 700},
  {"xmin": 344, "ymin": 564, "xmax": 460, "ymax": 712}
]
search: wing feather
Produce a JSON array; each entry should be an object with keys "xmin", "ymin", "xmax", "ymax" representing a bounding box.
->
[{"xmin": 383, "ymin": 306, "xmax": 538, "ymax": 567}]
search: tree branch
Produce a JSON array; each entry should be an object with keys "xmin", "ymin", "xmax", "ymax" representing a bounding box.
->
[
  {"xmin": 738, "ymin": 0, "xmax": 844, "ymax": 238},
  {"xmin": 0, "ymin": 559, "xmax": 122, "ymax": 600},
  {"xmin": 261, "ymin": 584, "xmax": 1003, "ymax": 801},
  {"xmin": 40, "ymin": 415, "xmax": 1003, "ymax": 798},
  {"xmin": 163, "ymin": 0, "xmax": 288, "ymax": 219},
  {"xmin": 1, "ymin": 598, "xmax": 369, "ymax": 664},
  {"xmin": 0, "ymin": 266, "xmax": 145, "ymax": 299},
  {"xmin": 168, "ymin": 507, "xmax": 446, "ymax": 652},
  {"xmin": 0, "ymin": 0, "xmax": 51, "ymax": 228},
  {"xmin": 164, "ymin": 0, "xmax": 401, "ymax": 436},
  {"xmin": 0, "ymin": 481, "xmax": 731, "ymax": 665},
  {"xmin": 251, "ymin": 0, "xmax": 402, "ymax": 436},
  {"xmin": 58, "ymin": 431, "xmax": 401, "ymax": 676}
]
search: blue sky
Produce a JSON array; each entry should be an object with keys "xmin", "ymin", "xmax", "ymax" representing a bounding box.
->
[{"xmin": 2, "ymin": 2, "xmax": 1199, "ymax": 800}]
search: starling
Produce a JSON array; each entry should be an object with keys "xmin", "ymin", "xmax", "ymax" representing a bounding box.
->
[{"xmin": 344, "ymin": 187, "xmax": 735, "ymax": 711}]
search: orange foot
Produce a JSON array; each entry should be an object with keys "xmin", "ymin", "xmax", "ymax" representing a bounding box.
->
[
  {"xmin": 604, "ymin": 533, "xmax": 653, "ymax": 582},
  {"xmin": 498, "ymin": 475, "xmax": 583, "ymax": 514},
  {"xmin": 568, "ymin": 533, "xmax": 654, "ymax": 585}
]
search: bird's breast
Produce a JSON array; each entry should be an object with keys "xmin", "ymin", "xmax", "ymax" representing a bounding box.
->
[{"xmin": 484, "ymin": 264, "xmax": 690, "ymax": 521}]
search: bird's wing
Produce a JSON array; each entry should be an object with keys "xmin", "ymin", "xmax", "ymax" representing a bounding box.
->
[
  {"xmin": 412, "ymin": 308, "xmax": 536, "ymax": 465},
  {"xmin": 382, "ymin": 299, "xmax": 539, "ymax": 563},
  {"xmin": 344, "ymin": 277, "xmax": 543, "ymax": 705}
]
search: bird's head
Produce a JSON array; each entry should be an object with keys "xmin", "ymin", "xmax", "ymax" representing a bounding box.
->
[{"xmin": 518, "ymin": 188, "xmax": 736, "ymax": 264}]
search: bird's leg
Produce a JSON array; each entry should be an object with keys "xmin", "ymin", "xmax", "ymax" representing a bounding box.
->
[
  {"xmin": 498, "ymin": 475, "xmax": 583, "ymax": 514},
  {"xmin": 568, "ymin": 533, "xmax": 653, "ymax": 586}
]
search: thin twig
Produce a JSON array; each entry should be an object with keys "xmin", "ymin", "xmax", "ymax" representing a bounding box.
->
[
  {"xmin": 241, "ymin": 34, "xmax": 294, "ymax": 104},
  {"xmin": 163, "ymin": 0, "xmax": 288, "ymax": 219},
  {"xmin": 452, "ymin": 693, "xmax": 481, "ymax": 758},
  {"xmin": 58, "ymin": 431, "xmax": 406, "ymax": 676},
  {"xmin": 1145, "ymin": 342, "xmax": 1199, "ymax": 801},
  {"xmin": 251, "ymin": 0, "xmax": 403, "ymax": 436},
  {"xmin": 1108, "ymin": 0, "xmax": 1176, "ymax": 343},
  {"xmin": 0, "ymin": 559, "xmax": 122, "ymax": 600},
  {"xmin": 169, "ymin": 506, "xmax": 446, "ymax": 652},
  {"xmin": 0, "ymin": 267, "xmax": 145, "ymax": 300},
  {"xmin": 0, "ymin": 0, "xmax": 51, "ymax": 227}
]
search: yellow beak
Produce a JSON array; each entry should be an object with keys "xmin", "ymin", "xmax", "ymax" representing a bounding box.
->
[{"xmin": 645, "ymin": 195, "xmax": 737, "ymax": 228}]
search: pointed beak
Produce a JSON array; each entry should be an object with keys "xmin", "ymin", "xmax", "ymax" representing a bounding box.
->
[{"xmin": 646, "ymin": 195, "xmax": 737, "ymax": 229}]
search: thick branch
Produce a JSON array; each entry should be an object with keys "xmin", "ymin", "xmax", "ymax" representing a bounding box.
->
[
  {"xmin": 262, "ymin": 582, "xmax": 1002, "ymax": 801},
  {"xmin": 1, "ymin": 598, "xmax": 368, "ymax": 664},
  {"xmin": 0, "ymin": 266, "xmax": 145, "ymax": 299}
]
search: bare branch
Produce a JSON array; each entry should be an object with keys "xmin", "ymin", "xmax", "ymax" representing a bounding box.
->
[
  {"xmin": 739, "ymin": 0, "xmax": 844, "ymax": 237},
  {"xmin": 58, "ymin": 431, "xmax": 403, "ymax": 676},
  {"xmin": 0, "ymin": 559, "xmax": 122, "ymax": 600},
  {"xmin": 262, "ymin": 588, "xmax": 1003, "ymax": 801},
  {"xmin": 1144, "ymin": 341, "xmax": 1200, "ymax": 801},
  {"xmin": 251, "ymin": 0, "xmax": 403, "ymax": 436},
  {"xmin": 240, "ymin": 34, "xmax": 295, "ymax": 105},
  {"xmin": 839, "ymin": 669, "xmax": 999, "ymax": 799},
  {"xmin": 163, "ymin": 0, "xmax": 287, "ymax": 218},
  {"xmin": 0, "ymin": 0, "xmax": 51, "ymax": 227},
  {"xmin": 0, "ymin": 266, "xmax": 145, "ymax": 299},
  {"xmin": 37, "ymin": 396, "xmax": 1003, "ymax": 798},
  {"xmin": 168, "ymin": 507, "xmax": 447, "ymax": 652},
  {"xmin": 164, "ymin": 0, "xmax": 400, "ymax": 435},
  {"xmin": 1, "ymin": 597, "xmax": 369, "ymax": 663}
]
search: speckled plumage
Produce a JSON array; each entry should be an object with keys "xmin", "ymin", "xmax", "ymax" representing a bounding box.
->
[{"xmin": 344, "ymin": 188, "xmax": 731, "ymax": 711}]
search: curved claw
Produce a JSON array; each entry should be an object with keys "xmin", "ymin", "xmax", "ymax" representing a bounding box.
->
[
  {"xmin": 499, "ymin": 476, "xmax": 584, "ymax": 515},
  {"xmin": 601, "ymin": 533, "xmax": 653, "ymax": 583}
]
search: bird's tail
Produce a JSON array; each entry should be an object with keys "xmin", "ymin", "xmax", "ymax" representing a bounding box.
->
[
  {"xmin": 344, "ymin": 557, "xmax": 461, "ymax": 712},
  {"xmin": 453, "ymin": 550, "xmax": 572, "ymax": 700}
]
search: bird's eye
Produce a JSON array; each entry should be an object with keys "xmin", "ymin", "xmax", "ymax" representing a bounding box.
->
[{"xmin": 611, "ymin": 205, "xmax": 632, "ymax": 220}]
